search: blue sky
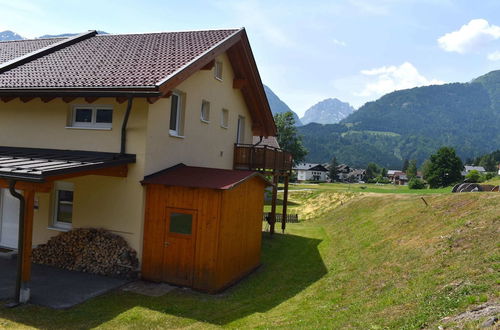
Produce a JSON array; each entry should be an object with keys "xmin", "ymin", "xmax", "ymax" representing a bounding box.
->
[{"xmin": 1, "ymin": 0, "xmax": 499, "ymax": 116}]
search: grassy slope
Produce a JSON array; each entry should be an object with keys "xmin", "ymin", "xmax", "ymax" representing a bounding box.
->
[{"xmin": 0, "ymin": 190, "xmax": 498, "ymax": 329}]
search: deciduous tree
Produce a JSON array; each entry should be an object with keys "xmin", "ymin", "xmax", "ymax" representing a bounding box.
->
[{"xmin": 274, "ymin": 112, "xmax": 308, "ymax": 165}]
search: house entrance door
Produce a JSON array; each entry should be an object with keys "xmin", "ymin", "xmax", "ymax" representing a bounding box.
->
[
  {"xmin": 0, "ymin": 188, "xmax": 20, "ymax": 249},
  {"xmin": 162, "ymin": 208, "xmax": 197, "ymax": 286}
]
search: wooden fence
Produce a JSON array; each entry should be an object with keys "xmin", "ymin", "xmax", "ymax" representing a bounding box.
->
[{"xmin": 262, "ymin": 212, "xmax": 299, "ymax": 223}]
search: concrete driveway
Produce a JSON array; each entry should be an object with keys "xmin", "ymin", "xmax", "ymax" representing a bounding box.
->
[{"xmin": 0, "ymin": 257, "xmax": 129, "ymax": 309}]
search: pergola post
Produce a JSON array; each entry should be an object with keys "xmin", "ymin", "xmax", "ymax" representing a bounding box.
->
[
  {"xmin": 19, "ymin": 189, "xmax": 35, "ymax": 302},
  {"xmin": 269, "ymin": 173, "xmax": 279, "ymax": 236},
  {"xmin": 281, "ymin": 173, "xmax": 289, "ymax": 233}
]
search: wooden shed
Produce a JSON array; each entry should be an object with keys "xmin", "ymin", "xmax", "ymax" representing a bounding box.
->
[{"xmin": 141, "ymin": 164, "xmax": 270, "ymax": 292}]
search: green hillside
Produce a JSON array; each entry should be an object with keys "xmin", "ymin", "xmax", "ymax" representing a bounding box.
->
[
  {"xmin": 1, "ymin": 188, "xmax": 497, "ymax": 328},
  {"xmin": 298, "ymin": 70, "xmax": 500, "ymax": 168}
]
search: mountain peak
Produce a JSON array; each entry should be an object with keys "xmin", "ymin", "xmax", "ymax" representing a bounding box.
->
[
  {"xmin": 0, "ymin": 30, "xmax": 24, "ymax": 41},
  {"xmin": 264, "ymin": 85, "xmax": 302, "ymax": 126},
  {"xmin": 301, "ymin": 98, "xmax": 355, "ymax": 125}
]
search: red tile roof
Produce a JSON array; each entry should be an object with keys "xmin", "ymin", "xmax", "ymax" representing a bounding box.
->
[
  {"xmin": 0, "ymin": 38, "xmax": 64, "ymax": 65},
  {"xmin": 0, "ymin": 30, "xmax": 238, "ymax": 89},
  {"xmin": 142, "ymin": 164, "xmax": 271, "ymax": 190}
]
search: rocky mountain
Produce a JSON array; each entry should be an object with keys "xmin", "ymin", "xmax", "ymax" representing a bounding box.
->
[
  {"xmin": 264, "ymin": 85, "xmax": 302, "ymax": 125},
  {"xmin": 298, "ymin": 70, "xmax": 500, "ymax": 169},
  {"xmin": 301, "ymin": 98, "xmax": 355, "ymax": 125},
  {"xmin": 0, "ymin": 30, "xmax": 24, "ymax": 41}
]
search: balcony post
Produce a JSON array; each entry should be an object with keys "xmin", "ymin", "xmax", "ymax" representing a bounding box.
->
[
  {"xmin": 269, "ymin": 173, "xmax": 278, "ymax": 236},
  {"xmin": 281, "ymin": 173, "xmax": 289, "ymax": 233}
]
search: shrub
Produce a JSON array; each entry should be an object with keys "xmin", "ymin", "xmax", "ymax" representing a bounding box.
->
[{"xmin": 408, "ymin": 177, "xmax": 426, "ymax": 189}]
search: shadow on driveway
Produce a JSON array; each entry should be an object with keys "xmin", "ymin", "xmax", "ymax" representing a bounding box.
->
[{"xmin": 0, "ymin": 258, "xmax": 129, "ymax": 309}]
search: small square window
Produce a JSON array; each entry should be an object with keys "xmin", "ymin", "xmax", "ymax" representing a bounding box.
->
[
  {"xmin": 170, "ymin": 213, "xmax": 193, "ymax": 235},
  {"xmin": 96, "ymin": 109, "xmax": 113, "ymax": 123},
  {"xmin": 214, "ymin": 61, "xmax": 223, "ymax": 81},
  {"xmin": 221, "ymin": 108, "xmax": 229, "ymax": 128},
  {"xmin": 201, "ymin": 100, "xmax": 210, "ymax": 122},
  {"xmin": 75, "ymin": 108, "xmax": 92, "ymax": 123}
]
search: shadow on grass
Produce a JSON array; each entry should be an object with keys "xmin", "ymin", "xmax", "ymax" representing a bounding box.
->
[{"xmin": 0, "ymin": 232, "xmax": 327, "ymax": 328}]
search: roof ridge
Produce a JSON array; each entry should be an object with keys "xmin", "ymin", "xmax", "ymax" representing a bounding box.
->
[
  {"xmin": 95, "ymin": 28, "xmax": 241, "ymax": 37},
  {"xmin": 0, "ymin": 30, "xmax": 97, "ymax": 74}
]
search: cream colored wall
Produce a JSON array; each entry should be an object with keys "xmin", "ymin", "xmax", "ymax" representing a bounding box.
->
[
  {"xmin": 0, "ymin": 51, "xmax": 260, "ymax": 261},
  {"xmin": 0, "ymin": 98, "xmax": 149, "ymax": 255},
  {"xmin": 145, "ymin": 53, "xmax": 254, "ymax": 174}
]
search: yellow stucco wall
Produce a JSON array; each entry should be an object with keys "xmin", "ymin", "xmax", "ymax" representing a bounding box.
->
[
  {"xmin": 0, "ymin": 51, "xmax": 257, "ymax": 262},
  {"xmin": 145, "ymin": 53, "xmax": 253, "ymax": 175},
  {"xmin": 0, "ymin": 97, "xmax": 148, "ymax": 254}
]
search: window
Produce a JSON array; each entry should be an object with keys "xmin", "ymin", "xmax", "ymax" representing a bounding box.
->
[
  {"xmin": 169, "ymin": 92, "xmax": 184, "ymax": 136},
  {"xmin": 169, "ymin": 212, "xmax": 193, "ymax": 235},
  {"xmin": 71, "ymin": 106, "xmax": 113, "ymax": 129},
  {"xmin": 52, "ymin": 181, "xmax": 74, "ymax": 230},
  {"xmin": 214, "ymin": 61, "xmax": 223, "ymax": 81},
  {"xmin": 237, "ymin": 116, "xmax": 245, "ymax": 144},
  {"xmin": 200, "ymin": 100, "xmax": 210, "ymax": 123},
  {"xmin": 221, "ymin": 108, "xmax": 229, "ymax": 128}
]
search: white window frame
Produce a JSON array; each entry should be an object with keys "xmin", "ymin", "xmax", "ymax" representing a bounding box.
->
[
  {"xmin": 237, "ymin": 115, "xmax": 245, "ymax": 144},
  {"xmin": 214, "ymin": 61, "xmax": 223, "ymax": 81},
  {"xmin": 200, "ymin": 100, "xmax": 210, "ymax": 123},
  {"xmin": 169, "ymin": 91, "xmax": 185, "ymax": 137},
  {"xmin": 221, "ymin": 108, "xmax": 229, "ymax": 129},
  {"xmin": 52, "ymin": 181, "xmax": 74, "ymax": 231},
  {"xmin": 70, "ymin": 105, "xmax": 113, "ymax": 129}
]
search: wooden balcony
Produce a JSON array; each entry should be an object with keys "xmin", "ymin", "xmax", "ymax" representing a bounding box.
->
[{"xmin": 233, "ymin": 143, "xmax": 293, "ymax": 173}]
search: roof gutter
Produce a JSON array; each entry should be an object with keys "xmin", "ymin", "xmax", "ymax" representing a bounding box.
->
[{"xmin": 0, "ymin": 90, "xmax": 161, "ymax": 98}]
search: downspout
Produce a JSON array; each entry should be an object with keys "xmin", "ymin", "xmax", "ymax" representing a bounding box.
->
[
  {"xmin": 253, "ymin": 136, "xmax": 263, "ymax": 147},
  {"xmin": 120, "ymin": 97, "xmax": 134, "ymax": 154},
  {"xmin": 8, "ymin": 180, "xmax": 28, "ymax": 306}
]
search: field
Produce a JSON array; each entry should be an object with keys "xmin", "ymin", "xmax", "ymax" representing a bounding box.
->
[{"xmin": 0, "ymin": 185, "xmax": 498, "ymax": 329}]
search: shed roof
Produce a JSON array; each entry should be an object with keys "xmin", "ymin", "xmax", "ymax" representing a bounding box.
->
[
  {"xmin": 142, "ymin": 164, "xmax": 272, "ymax": 190},
  {"xmin": 0, "ymin": 146, "xmax": 135, "ymax": 182}
]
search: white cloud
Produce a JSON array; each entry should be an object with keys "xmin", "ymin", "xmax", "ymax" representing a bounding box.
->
[
  {"xmin": 356, "ymin": 62, "xmax": 444, "ymax": 98},
  {"xmin": 438, "ymin": 19, "xmax": 500, "ymax": 54},
  {"xmin": 487, "ymin": 51, "xmax": 500, "ymax": 61},
  {"xmin": 332, "ymin": 38, "xmax": 347, "ymax": 47}
]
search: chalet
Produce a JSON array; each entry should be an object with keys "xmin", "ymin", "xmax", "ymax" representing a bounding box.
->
[
  {"xmin": 0, "ymin": 29, "xmax": 292, "ymax": 304},
  {"xmin": 293, "ymin": 163, "xmax": 328, "ymax": 182},
  {"xmin": 462, "ymin": 165, "xmax": 486, "ymax": 176}
]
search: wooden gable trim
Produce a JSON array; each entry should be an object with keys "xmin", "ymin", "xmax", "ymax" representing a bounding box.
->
[
  {"xmin": 156, "ymin": 30, "xmax": 243, "ymax": 95},
  {"xmin": 154, "ymin": 28, "xmax": 276, "ymax": 137}
]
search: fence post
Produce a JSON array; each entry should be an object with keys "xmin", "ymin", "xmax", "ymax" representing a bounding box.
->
[{"xmin": 270, "ymin": 173, "xmax": 278, "ymax": 236}]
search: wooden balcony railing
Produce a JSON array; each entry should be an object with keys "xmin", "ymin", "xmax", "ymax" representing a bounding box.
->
[{"xmin": 233, "ymin": 143, "xmax": 293, "ymax": 173}]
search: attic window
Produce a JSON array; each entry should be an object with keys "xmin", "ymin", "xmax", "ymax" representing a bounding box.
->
[
  {"xmin": 214, "ymin": 61, "xmax": 223, "ymax": 81},
  {"xmin": 70, "ymin": 106, "xmax": 113, "ymax": 129}
]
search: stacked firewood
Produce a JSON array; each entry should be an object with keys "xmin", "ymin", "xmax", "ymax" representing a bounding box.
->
[{"xmin": 32, "ymin": 228, "xmax": 139, "ymax": 279}]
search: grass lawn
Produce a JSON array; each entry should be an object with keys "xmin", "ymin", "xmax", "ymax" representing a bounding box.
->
[
  {"xmin": 288, "ymin": 182, "xmax": 451, "ymax": 194},
  {"xmin": 0, "ymin": 188, "xmax": 498, "ymax": 328}
]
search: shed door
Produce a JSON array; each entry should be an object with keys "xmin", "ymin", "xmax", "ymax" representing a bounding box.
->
[{"xmin": 162, "ymin": 208, "xmax": 197, "ymax": 286}]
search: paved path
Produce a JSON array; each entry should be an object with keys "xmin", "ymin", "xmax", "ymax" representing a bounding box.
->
[{"xmin": 0, "ymin": 258, "xmax": 129, "ymax": 309}]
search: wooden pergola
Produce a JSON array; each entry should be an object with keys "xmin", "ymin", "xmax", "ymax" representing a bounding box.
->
[{"xmin": 0, "ymin": 147, "xmax": 135, "ymax": 305}]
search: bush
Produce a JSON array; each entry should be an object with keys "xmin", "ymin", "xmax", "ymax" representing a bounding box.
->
[
  {"xmin": 465, "ymin": 169, "xmax": 482, "ymax": 183},
  {"xmin": 408, "ymin": 178, "xmax": 426, "ymax": 189}
]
